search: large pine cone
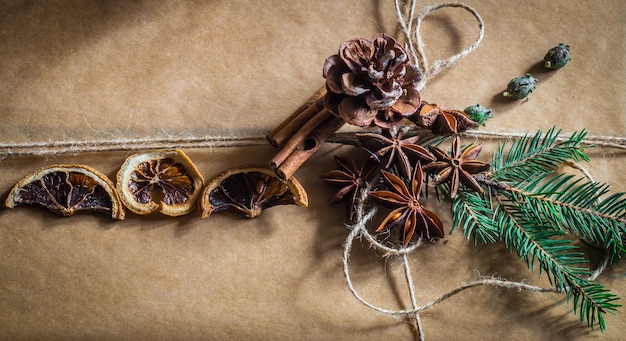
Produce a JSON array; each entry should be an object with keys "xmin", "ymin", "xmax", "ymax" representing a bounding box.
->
[{"xmin": 323, "ymin": 33, "xmax": 421, "ymax": 128}]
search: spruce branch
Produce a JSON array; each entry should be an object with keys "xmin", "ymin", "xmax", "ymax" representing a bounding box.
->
[
  {"xmin": 445, "ymin": 127, "xmax": 625, "ymax": 331},
  {"xmin": 331, "ymin": 124, "xmax": 623, "ymax": 331},
  {"xmin": 508, "ymin": 174, "xmax": 626, "ymax": 263},
  {"xmin": 497, "ymin": 202, "xmax": 621, "ymax": 331},
  {"xmin": 490, "ymin": 127, "xmax": 589, "ymax": 184},
  {"xmin": 452, "ymin": 190, "xmax": 498, "ymax": 244}
]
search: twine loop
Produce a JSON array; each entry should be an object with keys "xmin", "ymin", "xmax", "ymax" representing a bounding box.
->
[
  {"xmin": 342, "ymin": 187, "xmax": 558, "ymax": 341},
  {"xmin": 394, "ymin": 1, "xmax": 485, "ymax": 90},
  {"xmin": 341, "ymin": 4, "xmax": 608, "ymax": 340}
]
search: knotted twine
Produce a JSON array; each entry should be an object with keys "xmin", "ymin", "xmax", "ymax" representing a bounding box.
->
[
  {"xmin": 341, "ymin": 2, "xmax": 612, "ymax": 340},
  {"xmin": 343, "ymin": 188, "xmax": 559, "ymax": 340},
  {"xmin": 0, "ymin": 1, "xmax": 619, "ymax": 339},
  {"xmin": 342, "ymin": 173, "xmax": 604, "ymax": 340},
  {"xmin": 393, "ymin": 1, "xmax": 485, "ymax": 91}
]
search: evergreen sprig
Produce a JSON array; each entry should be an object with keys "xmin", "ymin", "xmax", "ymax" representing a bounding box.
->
[
  {"xmin": 510, "ymin": 174, "xmax": 626, "ymax": 263},
  {"xmin": 498, "ymin": 200, "xmax": 621, "ymax": 331},
  {"xmin": 490, "ymin": 127, "xmax": 589, "ymax": 184},
  {"xmin": 452, "ymin": 190, "xmax": 498, "ymax": 244},
  {"xmin": 447, "ymin": 127, "xmax": 625, "ymax": 331}
]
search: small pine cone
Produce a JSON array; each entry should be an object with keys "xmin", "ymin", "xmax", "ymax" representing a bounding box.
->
[{"xmin": 323, "ymin": 33, "xmax": 422, "ymax": 129}]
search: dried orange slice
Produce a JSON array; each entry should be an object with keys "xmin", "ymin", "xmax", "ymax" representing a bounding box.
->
[
  {"xmin": 116, "ymin": 149, "xmax": 204, "ymax": 216},
  {"xmin": 199, "ymin": 165, "xmax": 308, "ymax": 218},
  {"xmin": 4, "ymin": 164, "xmax": 125, "ymax": 219}
]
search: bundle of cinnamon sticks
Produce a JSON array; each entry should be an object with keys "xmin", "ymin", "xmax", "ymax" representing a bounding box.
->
[{"xmin": 267, "ymin": 87, "xmax": 345, "ymax": 180}]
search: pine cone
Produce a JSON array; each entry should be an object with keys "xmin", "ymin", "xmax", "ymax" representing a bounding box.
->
[{"xmin": 322, "ymin": 33, "xmax": 422, "ymax": 129}]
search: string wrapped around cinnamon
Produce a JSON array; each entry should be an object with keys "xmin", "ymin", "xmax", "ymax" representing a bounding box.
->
[
  {"xmin": 268, "ymin": 33, "xmax": 425, "ymax": 180},
  {"xmin": 267, "ymin": 33, "xmax": 483, "ymax": 180},
  {"xmin": 268, "ymin": 87, "xmax": 344, "ymax": 180}
]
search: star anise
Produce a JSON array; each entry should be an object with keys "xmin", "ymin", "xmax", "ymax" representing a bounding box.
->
[
  {"xmin": 321, "ymin": 156, "xmax": 377, "ymax": 222},
  {"xmin": 423, "ymin": 136, "xmax": 490, "ymax": 199},
  {"xmin": 409, "ymin": 101, "xmax": 478, "ymax": 136},
  {"xmin": 357, "ymin": 130, "xmax": 435, "ymax": 178},
  {"xmin": 369, "ymin": 164, "xmax": 444, "ymax": 246}
]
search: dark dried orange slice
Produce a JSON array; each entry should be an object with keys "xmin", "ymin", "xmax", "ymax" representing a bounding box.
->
[
  {"xmin": 199, "ymin": 165, "xmax": 308, "ymax": 218},
  {"xmin": 4, "ymin": 164, "xmax": 125, "ymax": 219},
  {"xmin": 116, "ymin": 149, "xmax": 204, "ymax": 216}
]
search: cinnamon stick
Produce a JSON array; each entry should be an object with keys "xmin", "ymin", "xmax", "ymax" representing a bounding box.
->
[
  {"xmin": 274, "ymin": 115, "xmax": 345, "ymax": 180},
  {"xmin": 266, "ymin": 86, "xmax": 327, "ymax": 148},
  {"xmin": 269, "ymin": 107, "xmax": 333, "ymax": 170}
]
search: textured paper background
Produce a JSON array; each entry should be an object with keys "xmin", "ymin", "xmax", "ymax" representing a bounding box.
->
[{"xmin": 1, "ymin": 1, "xmax": 624, "ymax": 339}]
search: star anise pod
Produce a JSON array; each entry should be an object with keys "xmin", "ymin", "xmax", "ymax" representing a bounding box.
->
[
  {"xmin": 423, "ymin": 136, "xmax": 490, "ymax": 199},
  {"xmin": 357, "ymin": 130, "xmax": 434, "ymax": 178},
  {"xmin": 322, "ymin": 33, "xmax": 422, "ymax": 129},
  {"xmin": 409, "ymin": 101, "xmax": 478, "ymax": 136},
  {"xmin": 321, "ymin": 156, "xmax": 377, "ymax": 222},
  {"xmin": 369, "ymin": 164, "xmax": 444, "ymax": 246}
]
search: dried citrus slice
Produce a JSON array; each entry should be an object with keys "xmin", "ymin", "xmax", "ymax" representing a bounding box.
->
[
  {"xmin": 116, "ymin": 149, "xmax": 204, "ymax": 216},
  {"xmin": 4, "ymin": 164, "xmax": 125, "ymax": 219},
  {"xmin": 199, "ymin": 165, "xmax": 308, "ymax": 218}
]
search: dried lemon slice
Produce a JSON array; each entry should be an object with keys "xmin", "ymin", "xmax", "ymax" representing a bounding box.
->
[
  {"xmin": 116, "ymin": 149, "xmax": 204, "ymax": 216},
  {"xmin": 5, "ymin": 164, "xmax": 125, "ymax": 219},
  {"xmin": 199, "ymin": 165, "xmax": 308, "ymax": 218}
]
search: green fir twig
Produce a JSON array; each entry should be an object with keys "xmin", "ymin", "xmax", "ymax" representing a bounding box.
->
[
  {"xmin": 497, "ymin": 198, "xmax": 621, "ymax": 331},
  {"xmin": 490, "ymin": 127, "xmax": 589, "ymax": 184},
  {"xmin": 507, "ymin": 174, "xmax": 626, "ymax": 263},
  {"xmin": 447, "ymin": 126, "xmax": 625, "ymax": 331}
]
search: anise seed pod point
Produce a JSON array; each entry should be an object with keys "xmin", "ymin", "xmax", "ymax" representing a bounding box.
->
[
  {"xmin": 5, "ymin": 164, "xmax": 125, "ymax": 219},
  {"xmin": 116, "ymin": 149, "xmax": 204, "ymax": 216},
  {"xmin": 410, "ymin": 101, "xmax": 478, "ymax": 134},
  {"xmin": 199, "ymin": 164, "xmax": 308, "ymax": 219}
]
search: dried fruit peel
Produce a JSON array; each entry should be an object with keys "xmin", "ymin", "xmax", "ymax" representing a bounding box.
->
[
  {"xmin": 199, "ymin": 164, "xmax": 308, "ymax": 219},
  {"xmin": 116, "ymin": 149, "xmax": 204, "ymax": 216},
  {"xmin": 5, "ymin": 164, "xmax": 125, "ymax": 220}
]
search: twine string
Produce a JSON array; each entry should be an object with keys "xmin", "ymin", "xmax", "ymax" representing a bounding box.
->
[
  {"xmin": 1, "ymin": 129, "xmax": 624, "ymax": 158},
  {"xmin": 342, "ymin": 187, "xmax": 558, "ymax": 337},
  {"xmin": 461, "ymin": 130, "xmax": 626, "ymax": 150},
  {"xmin": 402, "ymin": 253, "xmax": 424, "ymax": 341},
  {"xmin": 342, "ymin": 156, "xmax": 609, "ymax": 339},
  {"xmin": 394, "ymin": 0, "xmax": 485, "ymax": 90},
  {"xmin": 343, "ymin": 5, "xmax": 610, "ymax": 334}
]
